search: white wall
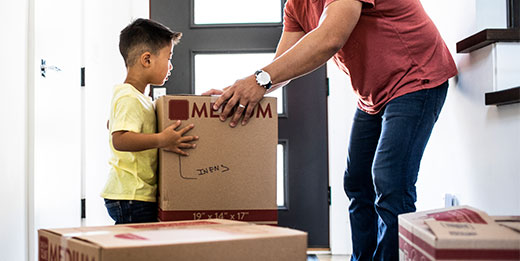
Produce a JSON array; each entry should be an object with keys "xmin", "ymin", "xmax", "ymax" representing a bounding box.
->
[
  {"xmin": 84, "ymin": 0, "xmax": 150, "ymax": 226},
  {"xmin": 0, "ymin": 1, "xmax": 149, "ymax": 259},
  {"xmin": 417, "ymin": 0, "xmax": 519, "ymax": 215},
  {"xmin": 0, "ymin": 1, "xmax": 29, "ymax": 260},
  {"xmin": 327, "ymin": 61, "xmax": 354, "ymax": 255},
  {"xmin": 327, "ymin": 0, "xmax": 520, "ymax": 255}
]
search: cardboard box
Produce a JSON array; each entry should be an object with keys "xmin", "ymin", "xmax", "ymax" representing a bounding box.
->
[
  {"xmin": 38, "ymin": 219, "xmax": 307, "ymax": 261},
  {"xmin": 398, "ymin": 205, "xmax": 520, "ymax": 261},
  {"xmin": 155, "ymin": 95, "xmax": 278, "ymax": 224}
]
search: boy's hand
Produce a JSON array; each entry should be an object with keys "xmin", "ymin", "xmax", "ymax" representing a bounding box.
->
[{"xmin": 159, "ymin": 120, "xmax": 198, "ymax": 156}]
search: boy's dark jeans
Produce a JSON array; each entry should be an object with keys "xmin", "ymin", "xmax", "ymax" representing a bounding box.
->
[{"xmin": 104, "ymin": 199, "xmax": 158, "ymax": 224}]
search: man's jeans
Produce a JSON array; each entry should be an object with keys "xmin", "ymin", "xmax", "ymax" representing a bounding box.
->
[
  {"xmin": 104, "ymin": 199, "xmax": 158, "ymax": 224},
  {"xmin": 344, "ymin": 82, "xmax": 448, "ymax": 261}
]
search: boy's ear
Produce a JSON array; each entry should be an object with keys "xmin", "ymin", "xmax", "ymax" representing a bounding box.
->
[{"xmin": 140, "ymin": 52, "xmax": 152, "ymax": 67}]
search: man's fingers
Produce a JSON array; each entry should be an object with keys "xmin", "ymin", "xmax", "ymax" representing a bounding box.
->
[
  {"xmin": 220, "ymin": 96, "xmax": 240, "ymax": 122},
  {"xmin": 201, "ymin": 89, "xmax": 223, "ymax": 96},
  {"xmin": 213, "ymin": 86, "xmax": 234, "ymax": 111},
  {"xmin": 229, "ymin": 102, "xmax": 246, "ymax": 127},
  {"xmin": 242, "ymin": 101, "xmax": 257, "ymax": 125}
]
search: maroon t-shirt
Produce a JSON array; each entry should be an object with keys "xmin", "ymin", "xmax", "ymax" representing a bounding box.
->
[{"xmin": 283, "ymin": 0, "xmax": 458, "ymax": 114}]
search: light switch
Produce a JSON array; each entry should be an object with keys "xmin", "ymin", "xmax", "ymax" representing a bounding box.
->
[{"xmin": 153, "ymin": 87, "xmax": 166, "ymax": 101}]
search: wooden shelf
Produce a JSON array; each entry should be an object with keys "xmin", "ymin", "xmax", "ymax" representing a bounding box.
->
[
  {"xmin": 456, "ymin": 28, "xmax": 520, "ymax": 53},
  {"xmin": 485, "ymin": 87, "xmax": 520, "ymax": 106}
]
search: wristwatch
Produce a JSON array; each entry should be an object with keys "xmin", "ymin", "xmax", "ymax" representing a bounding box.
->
[{"xmin": 255, "ymin": 69, "xmax": 272, "ymax": 90}]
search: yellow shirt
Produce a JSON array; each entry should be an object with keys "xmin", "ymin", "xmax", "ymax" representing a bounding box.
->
[{"xmin": 101, "ymin": 83, "xmax": 157, "ymax": 202}]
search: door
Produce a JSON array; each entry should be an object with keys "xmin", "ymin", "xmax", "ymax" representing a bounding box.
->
[
  {"xmin": 151, "ymin": 0, "xmax": 330, "ymax": 247},
  {"xmin": 30, "ymin": 0, "xmax": 83, "ymax": 259},
  {"xmin": 83, "ymin": 0, "xmax": 150, "ymax": 227}
]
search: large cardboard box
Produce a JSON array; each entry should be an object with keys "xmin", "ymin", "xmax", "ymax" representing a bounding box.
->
[
  {"xmin": 38, "ymin": 219, "xmax": 307, "ymax": 261},
  {"xmin": 398, "ymin": 205, "xmax": 520, "ymax": 261},
  {"xmin": 155, "ymin": 95, "xmax": 277, "ymax": 224}
]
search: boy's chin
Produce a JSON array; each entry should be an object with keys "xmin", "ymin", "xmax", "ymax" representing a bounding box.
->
[{"xmin": 153, "ymin": 79, "xmax": 167, "ymax": 86}]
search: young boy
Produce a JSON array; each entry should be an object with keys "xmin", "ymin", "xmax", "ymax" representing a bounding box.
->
[{"xmin": 101, "ymin": 18, "xmax": 197, "ymax": 224}]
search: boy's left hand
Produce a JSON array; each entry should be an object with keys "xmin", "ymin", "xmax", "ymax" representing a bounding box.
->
[{"xmin": 159, "ymin": 120, "xmax": 198, "ymax": 156}]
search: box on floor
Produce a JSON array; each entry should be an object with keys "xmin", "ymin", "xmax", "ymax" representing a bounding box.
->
[
  {"xmin": 399, "ymin": 205, "xmax": 520, "ymax": 261},
  {"xmin": 38, "ymin": 219, "xmax": 307, "ymax": 261}
]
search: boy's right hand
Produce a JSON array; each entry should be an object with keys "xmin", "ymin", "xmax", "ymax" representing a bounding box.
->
[{"xmin": 159, "ymin": 120, "xmax": 198, "ymax": 156}]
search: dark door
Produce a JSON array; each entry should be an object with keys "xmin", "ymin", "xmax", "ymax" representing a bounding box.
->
[{"xmin": 151, "ymin": 0, "xmax": 329, "ymax": 248}]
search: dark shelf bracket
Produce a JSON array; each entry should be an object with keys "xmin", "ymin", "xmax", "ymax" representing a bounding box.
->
[
  {"xmin": 456, "ymin": 28, "xmax": 520, "ymax": 53},
  {"xmin": 485, "ymin": 87, "xmax": 520, "ymax": 106}
]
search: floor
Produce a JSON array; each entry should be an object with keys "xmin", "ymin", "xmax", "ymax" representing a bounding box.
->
[
  {"xmin": 307, "ymin": 251, "xmax": 350, "ymax": 261},
  {"xmin": 310, "ymin": 254, "xmax": 350, "ymax": 260}
]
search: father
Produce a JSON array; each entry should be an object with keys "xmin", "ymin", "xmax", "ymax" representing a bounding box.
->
[{"xmin": 204, "ymin": 0, "xmax": 457, "ymax": 260}]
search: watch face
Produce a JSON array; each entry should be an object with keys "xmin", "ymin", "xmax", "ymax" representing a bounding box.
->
[{"xmin": 257, "ymin": 71, "xmax": 271, "ymax": 85}]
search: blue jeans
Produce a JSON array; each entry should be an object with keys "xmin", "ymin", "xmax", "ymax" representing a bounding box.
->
[
  {"xmin": 344, "ymin": 82, "xmax": 448, "ymax": 261},
  {"xmin": 104, "ymin": 199, "xmax": 158, "ymax": 224}
]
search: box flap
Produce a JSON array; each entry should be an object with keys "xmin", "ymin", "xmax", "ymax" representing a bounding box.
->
[
  {"xmin": 40, "ymin": 220, "xmax": 303, "ymax": 249},
  {"xmin": 398, "ymin": 208, "xmax": 441, "ymax": 247},
  {"xmin": 74, "ymin": 222, "xmax": 304, "ymax": 249},
  {"xmin": 494, "ymin": 216, "xmax": 520, "ymax": 233},
  {"xmin": 421, "ymin": 206, "xmax": 520, "ymax": 248},
  {"xmin": 424, "ymin": 205, "xmax": 494, "ymax": 224},
  {"xmin": 39, "ymin": 220, "xmax": 307, "ymax": 261},
  {"xmin": 425, "ymin": 219, "xmax": 520, "ymax": 249},
  {"xmin": 39, "ymin": 220, "xmax": 243, "ymax": 246},
  {"xmin": 399, "ymin": 206, "xmax": 516, "ymax": 248}
]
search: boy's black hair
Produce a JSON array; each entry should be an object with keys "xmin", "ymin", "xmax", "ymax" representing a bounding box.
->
[{"xmin": 119, "ymin": 18, "xmax": 182, "ymax": 67}]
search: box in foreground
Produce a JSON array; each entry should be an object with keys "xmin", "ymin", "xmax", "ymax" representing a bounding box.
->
[
  {"xmin": 38, "ymin": 219, "xmax": 307, "ymax": 261},
  {"xmin": 399, "ymin": 205, "xmax": 520, "ymax": 261},
  {"xmin": 155, "ymin": 95, "xmax": 278, "ymax": 224}
]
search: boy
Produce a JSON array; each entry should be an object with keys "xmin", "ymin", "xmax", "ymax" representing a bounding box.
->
[{"xmin": 101, "ymin": 18, "xmax": 197, "ymax": 224}]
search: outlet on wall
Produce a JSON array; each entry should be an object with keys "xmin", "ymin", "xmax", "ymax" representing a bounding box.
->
[
  {"xmin": 444, "ymin": 193, "xmax": 460, "ymax": 207},
  {"xmin": 153, "ymin": 87, "xmax": 167, "ymax": 101}
]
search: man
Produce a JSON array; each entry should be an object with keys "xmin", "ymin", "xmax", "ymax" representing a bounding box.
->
[{"xmin": 204, "ymin": 0, "xmax": 457, "ymax": 260}]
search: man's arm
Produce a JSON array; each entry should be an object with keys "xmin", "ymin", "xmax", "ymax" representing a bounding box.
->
[
  {"xmin": 267, "ymin": 30, "xmax": 305, "ymax": 92},
  {"xmin": 203, "ymin": 30, "xmax": 304, "ymax": 95},
  {"xmin": 214, "ymin": 0, "xmax": 362, "ymax": 127},
  {"xmin": 266, "ymin": 0, "xmax": 361, "ymax": 85}
]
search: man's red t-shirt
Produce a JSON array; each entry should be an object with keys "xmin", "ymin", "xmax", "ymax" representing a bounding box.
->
[{"xmin": 283, "ymin": 0, "xmax": 458, "ymax": 114}]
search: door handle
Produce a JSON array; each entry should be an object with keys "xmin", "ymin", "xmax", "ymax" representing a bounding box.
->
[{"xmin": 41, "ymin": 59, "xmax": 61, "ymax": 77}]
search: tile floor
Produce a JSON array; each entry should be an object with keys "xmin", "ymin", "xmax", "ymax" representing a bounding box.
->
[
  {"xmin": 313, "ymin": 254, "xmax": 350, "ymax": 260},
  {"xmin": 307, "ymin": 251, "xmax": 350, "ymax": 261}
]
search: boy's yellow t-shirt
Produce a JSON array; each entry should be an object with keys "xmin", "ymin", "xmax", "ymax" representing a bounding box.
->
[{"xmin": 101, "ymin": 83, "xmax": 157, "ymax": 202}]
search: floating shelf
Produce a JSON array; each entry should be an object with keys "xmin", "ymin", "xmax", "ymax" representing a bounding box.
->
[
  {"xmin": 456, "ymin": 28, "xmax": 520, "ymax": 53},
  {"xmin": 485, "ymin": 87, "xmax": 520, "ymax": 106},
  {"xmin": 457, "ymin": 29, "xmax": 520, "ymax": 106}
]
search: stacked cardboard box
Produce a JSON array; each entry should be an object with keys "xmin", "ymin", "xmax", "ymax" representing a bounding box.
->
[
  {"xmin": 155, "ymin": 95, "xmax": 278, "ymax": 225},
  {"xmin": 399, "ymin": 205, "xmax": 520, "ymax": 261},
  {"xmin": 38, "ymin": 219, "xmax": 307, "ymax": 261}
]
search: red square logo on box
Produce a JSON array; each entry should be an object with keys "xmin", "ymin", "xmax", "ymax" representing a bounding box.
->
[{"xmin": 169, "ymin": 100, "xmax": 189, "ymax": 120}]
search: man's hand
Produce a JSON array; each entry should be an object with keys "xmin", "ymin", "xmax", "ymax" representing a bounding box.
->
[
  {"xmin": 202, "ymin": 89, "xmax": 223, "ymax": 96},
  {"xmin": 206, "ymin": 75, "xmax": 266, "ymax": 127},
  {"xmin": 203, "ymin": 0, "xmax": 361, "ymax": 128}
]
